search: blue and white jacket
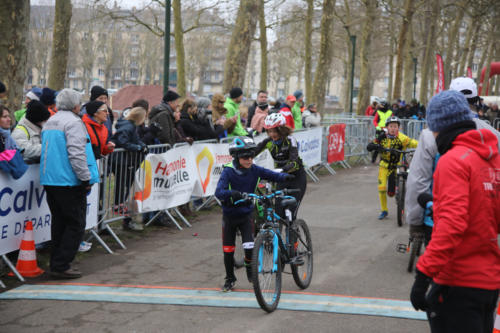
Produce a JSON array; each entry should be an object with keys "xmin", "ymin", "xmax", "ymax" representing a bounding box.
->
[{"xmin": 40, "ymin": 110, "xmax": 99, "ymax": 186}]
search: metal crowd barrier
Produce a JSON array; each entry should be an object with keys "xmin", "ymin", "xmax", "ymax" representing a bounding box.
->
[{"xmin": 494, "ymin": 118, "xmax": 500, "ymax": 131}]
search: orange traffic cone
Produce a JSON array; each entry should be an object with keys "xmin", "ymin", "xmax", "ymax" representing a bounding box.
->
[
  {"xmin": 494, "ymin": 304, "xmax": 500, "ymax": 333},
  {"xmin": 8, "ymin": 220, "xmax": 44, "ymax": 278}
]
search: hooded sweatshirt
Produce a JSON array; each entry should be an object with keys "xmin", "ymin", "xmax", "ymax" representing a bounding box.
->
[{"xmin": 417, "ymin": 128, "xmax": 500, "ymax": 290}]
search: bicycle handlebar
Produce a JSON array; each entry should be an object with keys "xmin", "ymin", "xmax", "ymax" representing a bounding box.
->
[{"xmin": 233, "ymin": 189, "xmax": 297, "ymax": 205}]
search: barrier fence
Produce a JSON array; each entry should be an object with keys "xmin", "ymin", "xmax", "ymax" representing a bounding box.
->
[{"xmin": 1, "ymin": 116, "xmax": 423, "ymax": 283}]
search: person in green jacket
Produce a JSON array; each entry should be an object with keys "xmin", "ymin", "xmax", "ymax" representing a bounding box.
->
[
  {"xmin": 292, "ymin": 90, "xmax": 304, "ymax": 130},
  {"xmin": 224, "ymin": 87, "xmax": 248, "ymax": 137},
  {"xmin": 14, "ymin": 88, "xmax": 43, "ymax": 122}
]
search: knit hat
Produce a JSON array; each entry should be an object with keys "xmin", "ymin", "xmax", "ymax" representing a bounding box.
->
[
  {"xmin": 426, "ymin": 90, "xmax": 473, "ymax": 133},
  {"xmin": 26, "ymin": 100, "xmax": 50, "ymax": 124},
  {"xmin": 90, "ymin": 85, "xmax": 108, "ymax": 101},
  {"xmin": 229, "ymin": 87, "xmax": 243, "ymax": 99},
  {"xmin": 286, "ymin": 95, "xmax": 296, "ymax": 102},
  {"xmin": 86, "ymin": 100, "xmax": 105, "ymax": 117},
  {"xmin": 162, "ymin": 90, "xmax": 180, "ymax": 103},
  {"xmin": 40, "ymin": 87, "xmax": 56, "ymax": 106},
  {"xmin": 31, "ymin": 87, "xmax": 43, "ymax": 98},
  {"xmin": 293, "ymin": 90, "xmax": 303, "ymax": 99}
]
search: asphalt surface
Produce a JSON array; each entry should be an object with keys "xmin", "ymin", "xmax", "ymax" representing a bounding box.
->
[{"xmin": 0, "ymin": 164, "xmax": 428, "ymax": 332}]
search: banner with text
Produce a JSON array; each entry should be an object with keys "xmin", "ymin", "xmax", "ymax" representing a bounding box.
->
[
  {"xmin": 0, "ymin": 165, "xmax": 99, "ymax": 256},
  {"xmin": 294, "ymin": 127, "xmax": 323, "ymax": 167},
  {"xmin": 328, "ymin": 124, "xmax": 346, "ymax": 163},
  {"xmin": 436, "ymin": 53, "xmax": 445, "ymax": 94}
]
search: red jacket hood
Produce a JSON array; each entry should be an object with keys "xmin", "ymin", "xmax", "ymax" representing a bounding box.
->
[
  {"xmin": 82, "ymin": 113, "xmax": 103, "ymax": 127},
  {"xmin": 454, "ymin": 128, "xmax": 499, "ymax": 161}
]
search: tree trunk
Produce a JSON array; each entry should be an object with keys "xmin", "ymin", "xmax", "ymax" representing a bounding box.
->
[
  {"xmin": 305, "ymin": 0, "xmax": 314, "ymax": 103},
  {"xmin": 464, "ymin": 22, "xmax": 481, "ymax": 76},
  {"xmin": 0, "ymin": 0, "xmax": 30, "ymax": 112},
  {"xmin": 430, "ymin": 54, "xmax": 435, "ymax": 95},
  {"xmin": 419, "ymin": 0, "xmax": 439, "ymax": 106},
  {"xmin": 457, "ymin": 19, "xmax": 476, "ymax": 77},
  {"xmin": 356, "ymin": 0, "xmax": 377, "ymax": 115},
  {"xmin": 443, "ymin": 2, "xmax": 466, "ymax": 88},
  {"xmin": 312, "ymin": 0, "xmax": 336, "ymax": 112},
  {"xmin": 388, "ymin": 38, "xmax": 394, "ymax": 101},
  {"xmin": 392, "ymin": 0, "xmax": 415, "ymax": 100},
  {"xmin": 172, "ymin": 0, "xmax": 186, "ymax": 96},
  {"xmin": 403, "ymin": 23, "xmax": 414, "ymax": 102},
  {"xmin": 482, "ymin": 42, "xmax": 495, "ymax": 96},
  {"xmin": 258, "ymin": 0, "xmax": 267, "ymax": 91},
  {"xmin": 197, "ymin": 67, "xmax": 205, "ymax": 97},
  {"xmin": 223, "ymin": 0, "xmax": 260, "ymax": 93},
  {"xmin": 48, "ymin": 0, "xmax": 72, "ymax": 90}
]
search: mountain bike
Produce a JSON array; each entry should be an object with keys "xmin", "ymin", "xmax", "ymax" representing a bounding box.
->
[
  {"xmin": 235, "ymin": 189, "xmax": 313, "ymax": 313},
  {"xmin": 380, "ymin": 147, "xmax": 415, "ymax": 227}
]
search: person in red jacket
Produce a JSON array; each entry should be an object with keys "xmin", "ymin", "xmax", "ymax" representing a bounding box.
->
[
  {"xmin": 410, "ymin": 90, "xmax": 500, "ymax": 333},
  {"xmin": 279, "ymin": 95, "xmax": 296, "ymax": 129},
  {"xmin": 364, "ymin": 99, "xmax": 378, "ymax": 116},
  {"xmin": 82, "ymin": 100, "xmax": 115, "ymax": 159}
]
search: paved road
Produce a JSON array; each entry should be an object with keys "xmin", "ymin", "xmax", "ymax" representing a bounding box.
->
[{"xmin": 0, "ymin": 165, "xmax": 428, "ymax": 332}]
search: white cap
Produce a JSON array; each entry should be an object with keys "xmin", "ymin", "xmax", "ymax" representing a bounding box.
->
[
  {"xmin": 449, "ymin": 77, "xmax": 478, "ymax": 99},
  {"xmin": 26, "ymin": 91, "xmax": 39, "ymax": 101}
]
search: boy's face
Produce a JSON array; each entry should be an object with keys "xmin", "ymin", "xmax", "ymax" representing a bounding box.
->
[
  {"xmin": 238, "ymin": 156, "xmax": 253, "ymax": 169},
  {"xmin": 387, "ymin": 122, "xmax": 399, "ymax": 136},
  {"xmin": 267, "ymin": 128, "xmax": 280, "ymax": 141}
]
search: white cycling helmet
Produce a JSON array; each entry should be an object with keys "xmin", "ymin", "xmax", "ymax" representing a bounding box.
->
[
  {"xmin": 264, "ymin": 112, "xmax": 286, "ymax": 129},
  {"xmin": 449, "ymin": 77, "xmax": 478, "ymax": 99}
]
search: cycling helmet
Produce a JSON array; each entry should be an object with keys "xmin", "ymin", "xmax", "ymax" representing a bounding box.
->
[
  {"xmin": 263, "ymin": 112, "xmax": 286, "ymax": 129},
  {"xmin": 449, "ymin": 77, "xmax": 478, "ymax": 99},
  {"xmin": 377, "ymin": 98, "xmax": 389, "ymax": 110},
  {"xmin": 229, "ymin": 136, "xmax": 257, "ymax": 158},
  {"xmin": 386, "ymin": 115, "xmax": 400, "ymax": 126}
]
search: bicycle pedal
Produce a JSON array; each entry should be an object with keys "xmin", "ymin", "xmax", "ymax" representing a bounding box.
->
[{"xmin": 396, "ymin": 243, "xmax": 408, "ymax": 253}]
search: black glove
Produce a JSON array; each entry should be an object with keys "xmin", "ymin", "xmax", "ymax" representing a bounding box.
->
[
  {"xmin": 284, "ymin": 174, "xmax": 295, "ymax": 181},
  {"xmin": 366, "ymin": 142, "xmax": 379, "ymax": 152},
  {"xmin": 410, "ymin": 269, "xmax": 431, "ymax": 311},
  {"xmin": 80, "ymin": 180, "xmax": 92, "ymax": 193},
  {"xmin": 230, "ymin": 191, "xmax": 244, "ymax": 202}
]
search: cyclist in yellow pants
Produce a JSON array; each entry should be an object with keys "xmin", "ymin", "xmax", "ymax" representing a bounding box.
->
[{"xmin": 367, "ymin": 116, "xmax": 418, "ymax": 219}]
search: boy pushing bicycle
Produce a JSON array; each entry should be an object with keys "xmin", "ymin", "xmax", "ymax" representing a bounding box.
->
[
  {"xmin": 215, "ymin": 136, "xmax": 293, "ymax": 292},
  {"xmin": 367, "ymin": 116, "xmax": 418, "ymax": 220}
]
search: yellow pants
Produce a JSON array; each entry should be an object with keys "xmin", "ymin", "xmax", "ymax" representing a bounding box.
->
[{"xmin": 378, "ymin": 166, "xmax": 396, "ymax": 212}]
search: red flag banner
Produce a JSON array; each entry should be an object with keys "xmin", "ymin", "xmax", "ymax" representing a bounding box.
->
[
  {"xmin": 436, "ymin": 54, "xmax": 445, "ymax": 94},
  {"xmin": 467, "ymin": 67, "xmax": 472, "ymax": 78},
  {"xmin": 327, "ymin": 124, "xmax": 345, "ymax": 163}
]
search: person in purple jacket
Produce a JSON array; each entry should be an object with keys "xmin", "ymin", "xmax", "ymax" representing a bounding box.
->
[{"xmin": 215, "ymin": 136, "xmax": 294, "ymax": 292}]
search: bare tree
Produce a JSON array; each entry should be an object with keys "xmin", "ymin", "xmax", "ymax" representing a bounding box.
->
[
  {"xmin": 312, "ymin": 0, "xmax": 336, "ymax": 111},
  {"xmin": 48, "ymin": 0, "xmax": 72, "ymax": 90},
  {"xmin": 222, "ymin": 0, "xmax": 260, "ymax": 92},
  {"xmin": 258, "ymin": 0, "xmax": 268, "ymax": 91},
  {"xmin": 172, "ymin": 0, "xmax": 186, "ymax": 96},
  {"xmin": 304, "ymin": 0, "xmax": 314, "ymax": 103},
  {"xmin": 419, "ymin": 0, "xmax": 439, "ymax": 105}
]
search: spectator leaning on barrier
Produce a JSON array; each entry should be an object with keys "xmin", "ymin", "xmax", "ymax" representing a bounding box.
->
[
  {"xmin": 0, "ymin": 105, "xmax": 28, "ymax": 179},
  {"xmin": 365, "ymin": 100, "xmax": 378, "ymax": 116},
  {"xmin": 247, "ymin": 90, "xmax": 268, "ymax": 127},
  {"xmin": 280, "ymin": 95, "xmax": 296, "ymax": 129},
  {"xmin": 149, "ymin": 90, "xmax": 181, "ymax": 145},
  {"xmin": 82, "ymin": 101, "xmax": 115, "ymax": 159},
  {"xmin": 40, "ymin": 89, "xmax": 99, "ymax": 279},
  {"xmin": 212, "ymin": 93, "xmax": 236, "ymax": 137},
  {"xmin": 179, "ymin": 98, "xmax": 221, "ymax": 141},
  {"xmin": 302, "ymin": 104, "xmax": 321, "ymax": 128},
  {"xmin": 14, "ymin": 88, "xmax": 42, "ymax": 122},
  {"xmin": 224, "ymin": 87, "xmax": 248, "ymax": 137},
  {"xmin": 249, "ymin": 98, "xmax": 269, "ymax": 133},
  {"xmin": 372, "ymin": 99, "xmax": 393, "ymax": 130},
  {"xmin": 0, "ymin": 105, "xmax": 16, "ymax": 148},
  {"xmin": 292, "ymin": 90, "xmax": 304, "ymax": 130},
  {"xmin": 11, "ymin": 100, "xmax": 50, "ymax": 163},
  {"xmin": 85, "ymin": 86, "xmax": 114, "ymax": 138},
  {"xmin": 410, "ymin": 90, "xmax": 500, "ymax": 332}
]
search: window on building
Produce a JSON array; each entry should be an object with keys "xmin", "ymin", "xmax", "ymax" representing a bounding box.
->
[
  {"xmin": 98, "ymin": 69, "xmax": 105, "ymax": 76},
  {"xmin": 214, "ymin": 72, "xmax": 220, "ymax": 82},
  {"xmin": 130, "ymin": 69, "xmax": 138, "ymax": 79},
  {"xmin": 39, "ymin": 78, "xmax": 46, "ymax": 85},
  {"xmin": 203, "ymin": 71, "xmax": 211, "ymax": 82},
  {"xmin": 68, "ymin": 68, "xmax": 76, "ymax": 78},
  {"xmin": 113, "ymin": 70, "xmax": 121, "ymax": 80},
  {"xmin": 472, "ymin": 63, "xmax": 478, "ymax": 72}
]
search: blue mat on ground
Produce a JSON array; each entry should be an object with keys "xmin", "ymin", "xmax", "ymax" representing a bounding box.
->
[{"xmin": 0, "ymin": 284, "xmax": 425, "ymax": 320}]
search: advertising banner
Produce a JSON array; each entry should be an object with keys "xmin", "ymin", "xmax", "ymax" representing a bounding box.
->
[
  {"xmin": 0, "ymin": 165, "xmax": 99, "ymax": 256},
  {"xmin": 294, "ymin": 127, "xmax": 323, "ymax": 167},
  {"xmin": 435, "ymin": 54, "xmax": 445, "ymax": 94},
  {"xmin": 327, "ymin": 124, "xmax": 346, "ymax": 163},
  {"xmin": 191, "ymin": 143, "xmax": 232, "ymax": 198},
  {"xmin": 467, "ymin": 67, "xmax": 472, "ymax": 78}
]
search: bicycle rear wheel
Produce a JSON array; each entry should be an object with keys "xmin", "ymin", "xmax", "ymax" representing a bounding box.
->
[
  {"xmin": 291, "ymin": 219, "xmax": 313, "ymax": 289},
  {"xmin": 407, "ymin": 236, "xmax": 423, "ymax": 273},
  {"xmin": 234, "ymin": 231, "xmax": 244, "ymax": 268},
  {"xmin": 397, "ymin": 177, "xmax": 405, "ymax": 227},
  {"xmin": 252, "ymin": 230, "xmax": 282, "ymax": 313}
]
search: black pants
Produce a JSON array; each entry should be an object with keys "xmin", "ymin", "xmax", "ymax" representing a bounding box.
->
[
  {"xmin": 222, "ymin": 214, "xmax": 254, "ymax": 280},
  {"xmin": 113, "ymin": 163, "xmax": 136, "ymax": 206},
  {"xmin": 426, "ymin": 284, "xmax": 499, "ymax": 333},
  {"xmin": 45, "ymin": 185, "xmax": 87, "ymax": 272},
  {"xmin": 276, "ymin": 168, "xmax": 307, "ymax": 220}
]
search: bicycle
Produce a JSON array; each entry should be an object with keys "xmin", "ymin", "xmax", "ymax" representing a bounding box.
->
[
  {"xmin": 379, "ymin": 147, "xmax": 415, "ymax": 227},
  {"xmin": 235, "ymin": 189, "xmax": 313, "ymax": 313}
]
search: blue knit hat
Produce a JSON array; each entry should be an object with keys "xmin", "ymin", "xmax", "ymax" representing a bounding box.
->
[
  {"xmin": 426, "ymin": 90, "xmax": 472, "ymax": 133},
  {"xmin": 293, "ymin": 90, "xmax": 303, "ymax": 99}
]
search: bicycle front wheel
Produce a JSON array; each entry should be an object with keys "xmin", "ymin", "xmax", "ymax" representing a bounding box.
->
[
  {"xmin": 234, "ymin": 231, "xmax": 244, "ymax": 268},
  {"xmin": 252, "ymin": 230, "xmax": 282, "ymax": 313},
  {"xmin": 291, "ymin": 219, "xmax": 313, "ymax": 289}
]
